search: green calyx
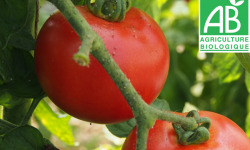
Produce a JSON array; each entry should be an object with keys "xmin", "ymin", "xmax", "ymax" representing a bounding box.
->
[
  {"xmin": 173, "ymin": 110, "xmax": 211, "ymax": 145},
  {"xmin": 86, "ymin": 0, "xmax": 131, "ymax": 22}
]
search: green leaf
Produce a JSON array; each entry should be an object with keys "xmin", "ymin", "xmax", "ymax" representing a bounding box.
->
[
  {"xmin": 0, "ymin": 77, "xmax": 3, "ymax": 85},
  {"xmin": 106, "ymin": 118, "xmax": 136, "ymax": 138},
  {"xmin": 159, "ymin": 69, "xmax": 193, "ymax": 111},
  {"xmin": 246, "ymin": 72, "xmax": 250, "ymax": 93},
  {"xmin": 2, "ymin": 99, "xmax": 32, "ymax": 125},
  {"xmin": 0, "ymin": 0, "xmax": 36, "ymax": 50},
  {"xmin": 0, "ymin": 47, "xmax": 43, "ymax": 98},
  {"xmin": 150, "ymin": 98, "xmax": 171, "ymax": 111},
  {"xmin": 246, "ymin": 111, "xmax": 250, "ymax": 138},
  {"xmin": 34, "ymin": 99, "xmax": 75, "ymax": 146},
  {"xmin": 0, "ymin": 125, "xmax": 44, "ymax": 150},
  {"xmin": 236, "ymin": 53, "xmax": 250, "ymax": 74},
  {"xmin": 164, "ymin": 17, "xmax": 199, "ymax": 45},
  {"xmin": 0, "ymin": 92, "xmax": 25, "ymax": 109},
  {"xmin": 210, "ymin": 80, "xmax": 248, "ymax": 128},
  {"xmin": 161, "ymin": 0, "xmax": 175, "ymax": 10},
  {"xmin": 212, "ymin": 53, "xmax": 243, "ymax": 83},
  {"xmin": 132, "ymin": 0, "xmax": 153, "ymax": 13},
  {"xmin": 132, "ymin": 0, "xmax": 161, "ymax": 21},
  {"xmin": 247, "ymin": 95, "xmax": 250, "ymax": 115}
]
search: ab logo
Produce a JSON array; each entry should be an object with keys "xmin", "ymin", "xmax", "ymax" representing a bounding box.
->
[{"xmin": 199, "ymin": 0, "xmax": 250, "ymax": 52}]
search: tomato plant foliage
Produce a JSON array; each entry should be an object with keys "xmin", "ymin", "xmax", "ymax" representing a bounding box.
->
[
  {"xmin": 0, "ymin": 0, "xmax": 36, "ymax": 50},
  {"xmin": 0, "ymin": 125, "xmax": 44, "ymax": 150}
]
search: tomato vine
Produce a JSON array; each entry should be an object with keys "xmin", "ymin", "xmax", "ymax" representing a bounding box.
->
[{"xmin": 45, "ymin": 0, "xmax": 211, "ymax": 149}]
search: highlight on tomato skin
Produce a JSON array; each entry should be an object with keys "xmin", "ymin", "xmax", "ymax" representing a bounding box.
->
[
  {"xmin": 122, "ymin": 111, "xmax": 250, "ymax": 150},
  {"xmin": 34, "ymin": 6, "xmax": 170, "ymax": 124}
]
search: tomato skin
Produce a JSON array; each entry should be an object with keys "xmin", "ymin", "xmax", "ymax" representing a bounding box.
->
[
  {"xmin": 34, "ymin": 6, "xmax": 169, "ymax": 124},
  {"xmin": 122, "ymin": 111, "xmax": 250, "ymax": 150}
]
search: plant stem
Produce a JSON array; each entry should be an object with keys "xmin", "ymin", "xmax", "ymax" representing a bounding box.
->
[
  {"xmin": 21, "ymin": 96, "xmax": 43, "ymax": 125},
  {"xmin": 156, "ymin": 109, "xmax": 197, "ymax": 130},
  {"xmin": 91, "ymin": 44, "xmax": 146, "ymax": 114},
  {"xmin": 49, "ymin": 0, "xmax": 155, "ymax": 124},
  {"xmin": 136, "ymin": 123, "xmax": 151, "ymax": 150},
  {"xmin": 48, "ymin": 1, "xmax": 207, "ymax": 149},
  {"xmin": 35, "ymin": 0, "xmax": 39, "ymax": 39},
  {"xmin": 48, "ymin": 0, "xmax": 98, "ymax": 66},
  {"xmin": 0, "ymin": 119, "xmax": 17, "ymax": 129},
  {"xmin": 0, "ymin": 119, "xmax": 17, "ymax": 134}
]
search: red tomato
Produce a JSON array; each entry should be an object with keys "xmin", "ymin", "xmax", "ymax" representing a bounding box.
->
[
  {"xmin": 34, "ymin": 6, "xmax": 169, "ymax": 124},
  {"xmin": 122, "ymin": 111, "xmax": 250, "ymax": 150}
]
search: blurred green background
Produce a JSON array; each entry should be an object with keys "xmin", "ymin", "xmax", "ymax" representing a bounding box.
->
[{"xmin": 33, "ymin": 0, "xmax": 250, "ymax": 149}]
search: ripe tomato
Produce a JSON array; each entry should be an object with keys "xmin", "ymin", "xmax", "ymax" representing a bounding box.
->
[
  {"xmin": 122, "ymin": 111, "xmax": 250, "ymax": 150},
  {"xmin": 35, "ymin": 6, "xmax": 169, "ymax": 124}
]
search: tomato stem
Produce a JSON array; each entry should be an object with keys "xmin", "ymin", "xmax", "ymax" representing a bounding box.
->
[
  {"xmin": 135, "ymin": 123, "xmax": 151, "ymax": 150},
  {"xmin": 48, "ymin": 1, "xmax": 210, "ymax": 149},
  {"xmin": 156, "ymin": 109, "xmax": 197, "ymax": 130},
  {"xmin": 48, "ymin": 0, "xmax": 98, "ymax": 66}
]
